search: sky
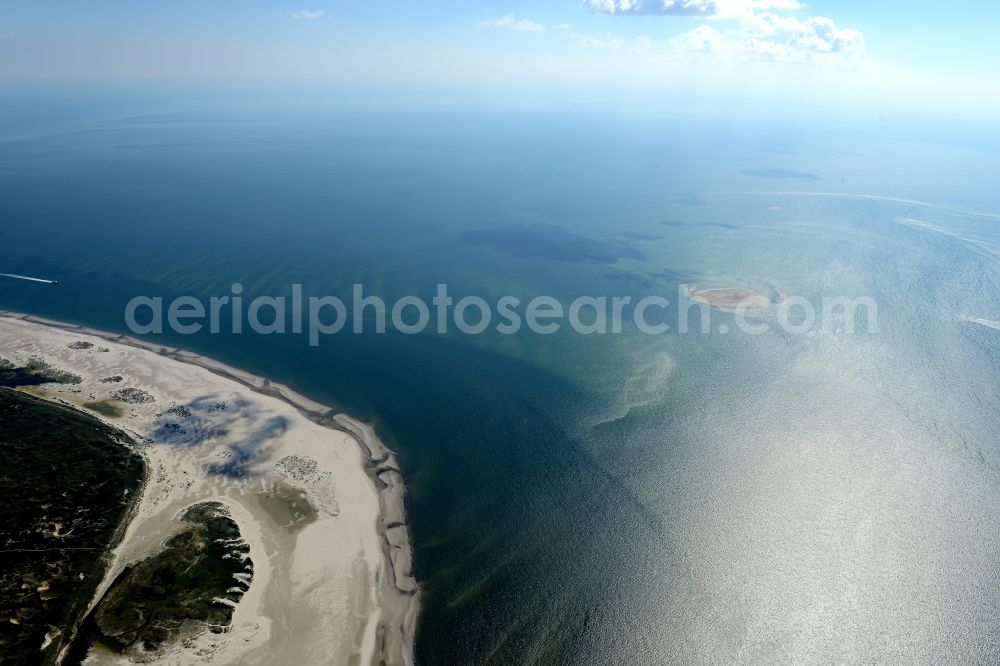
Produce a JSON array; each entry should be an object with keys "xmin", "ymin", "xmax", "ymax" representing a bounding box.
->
[{"xmin": 1, "ymin": 1, "xmax": 999, "ymax": 118}]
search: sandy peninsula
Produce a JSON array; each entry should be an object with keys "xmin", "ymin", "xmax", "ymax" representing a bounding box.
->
[{"xmin": 0, "ymin": 311, "xmax": 417, "ymax": 665}]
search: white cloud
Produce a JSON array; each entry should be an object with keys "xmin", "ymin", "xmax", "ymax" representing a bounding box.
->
[
  {"xmin": 291, "ymin": 9, "xmax": 325, "ymax": 20},
  {"xmin": 752, "ymin": 14, "xmax": 864, "ymax": 54},
  {"xmin": 671, "ymin": 13, "xmax": 865, "ymax": 62},
  {"xmin": 477, "ymin": 15, "xmax": 543, "ymax": 32},
  {"xmin": 713, "ymin": 0, "xmax": 803, "ymax": 18},
  {"xmin": 670, "ymin": 24, "xmax": 727, "ymax": 52},
  {"xmin": 583, "ymin": 0, "xmax": 717, "ymax": 15},
  {"xmin": 582, "ymin": 0, "xmax": 802, "ymax": 16},
  {"xmin": 584, "ymin": 0, "xmax": 864, "ymax": 65}
]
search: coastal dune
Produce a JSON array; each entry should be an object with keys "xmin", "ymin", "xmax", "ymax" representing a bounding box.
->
[{"xmin": 0, "ymin": 311, "xmax": 417, "ymax": 665}]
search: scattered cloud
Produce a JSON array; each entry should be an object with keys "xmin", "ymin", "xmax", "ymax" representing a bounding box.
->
[
  {"xmin": 291, "ymin": 9, "xmax": 325, "ymax": 20},
  {"xmin": 583, "ymin": 0, "xmax": 803, "ymax": 16},
  {"xmin": 583, "ymin": 0, "xmax": 717, "ymax": 16},
  {"xmin": 751, "ymin": 14, "xmax": 864, "ymax": 54},
  {"xmin": 477, "ymin": 15, "xmax": 544, "ymax": 32},
  {"xmin": 582, "ymin": 0, "xmax": 863, "ymax": 65},
  {"xmin": 671, "ymin": 13, "xmax": 864, "ymax": 62},
  {"xmin": 671, "ymin": 24, "xmax": 725, "ymax": 52},
  {"xmin": 713, "ymin": 0, "xmax": 803, "ymax": 18}
]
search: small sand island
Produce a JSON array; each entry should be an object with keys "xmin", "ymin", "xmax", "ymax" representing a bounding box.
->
[
  {"xmin": 686, "ymin": 284, "xmax": 771, "ymax": 309},
  {"xmin": 0, "ymin": 311, "xmax": 417, "ymax": 665}
]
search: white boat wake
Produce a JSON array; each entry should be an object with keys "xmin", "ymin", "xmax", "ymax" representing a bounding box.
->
[{"xmin": 0, "ymin": 273, "xmax": 58, "ymax": 284}]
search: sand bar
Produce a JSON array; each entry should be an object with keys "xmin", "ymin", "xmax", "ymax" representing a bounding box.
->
[{"xmin": 686, "ymin": 284, "xmax": 771, "ymax": 309}]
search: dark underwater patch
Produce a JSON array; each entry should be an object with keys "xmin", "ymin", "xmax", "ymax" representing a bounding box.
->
[{"xmin": 461, "ymin": 225, "xmax": 645, "ymax": 264}]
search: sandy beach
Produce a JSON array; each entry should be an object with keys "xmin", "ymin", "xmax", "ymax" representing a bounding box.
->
[{"xmin": 0, "ymin": 311, "xmax": 417, "ymax": 665}]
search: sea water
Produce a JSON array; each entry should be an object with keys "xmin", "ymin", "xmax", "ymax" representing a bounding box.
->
[{"xmin": 2, "ymin": 85, "xmax": 1000, "ymax": 663}]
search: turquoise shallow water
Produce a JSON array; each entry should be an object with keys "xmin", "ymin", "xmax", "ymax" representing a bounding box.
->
[{"xmin": 2, "ymin": 87, "xmax": 1000, "ymax": 663}]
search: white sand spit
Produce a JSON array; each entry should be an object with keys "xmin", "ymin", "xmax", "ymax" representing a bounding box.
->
[{"xmin": 0, "ymin": 311, "xmax": 417, "ymax": 666}]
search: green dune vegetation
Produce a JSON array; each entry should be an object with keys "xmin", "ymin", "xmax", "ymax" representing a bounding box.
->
[
  {"xmin": 0, "ymin": 387, "xmax": 144, "ymax": 665},
  {"xmin": 72, "ymin": 502, "xmax": 253, "ymax": 660}
]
